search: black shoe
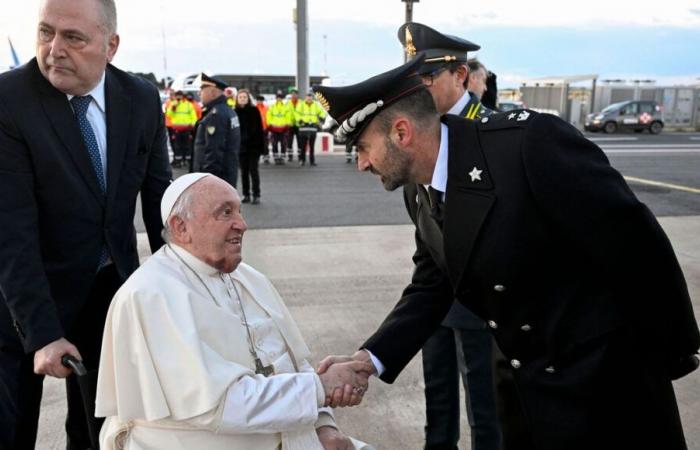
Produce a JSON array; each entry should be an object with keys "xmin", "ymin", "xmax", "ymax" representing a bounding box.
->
[
  {"xmin": 310, "ymin": 162, "xmax": 317, "ymax": 166},
  {"xmin": 252, "ymin": 197, "xmax": 260, "ymax": 205},
  {"xmin": 345, "ymin": 158, "xmax": 352, "ymax": 164},
  {"xmin": 242, "ymin": 196, "xmax": 250, "ymax": 203},
  {"xmin": 299, "ymin": 160, "xmax": 306, "ymax": 166},
  {"xmin": 288, "ymin": 155, "xmax": 293, "ymax": 162},
  {"xmin": 263, "ymin": 159, "xmax": 270, "ymax": 165}
]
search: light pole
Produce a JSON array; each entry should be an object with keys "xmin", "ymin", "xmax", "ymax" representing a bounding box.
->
[
  {"xmin": 402, "ymin": 0, "xmax": 418, "ymax": 23},
  {"xmin": 323, "ymin": 34, "xmax": 328, "ymax": 76},
  {"xmin": 295, "ymin": 0, "xmax": 309, "ymax": 97}
]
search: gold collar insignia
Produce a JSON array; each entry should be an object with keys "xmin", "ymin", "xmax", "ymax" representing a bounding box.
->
[{"xmin": 315, "ymin": 92, "xmax": 331, "ymax": 112}]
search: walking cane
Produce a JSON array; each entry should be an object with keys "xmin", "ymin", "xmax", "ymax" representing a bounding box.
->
[{"xmin": 62, "ymin": 354, "xmax": 100, "ymax": 450}]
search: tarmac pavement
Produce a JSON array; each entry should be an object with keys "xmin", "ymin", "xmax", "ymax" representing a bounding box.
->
[{"xmin": 36, "ymin": 215, "xmax": 700, "ymax": 449}]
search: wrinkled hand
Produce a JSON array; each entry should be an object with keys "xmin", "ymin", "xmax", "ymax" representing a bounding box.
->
[
  {"xmin": 317, "ymin": 426, "xmax": 354, "ymax": 450},
  {"xmin": 318, "ymin": 350, "xmax": 376, "ymax": 407},
  {"xmin": 34, "ymin": 338, "xmax": 81, "ymax": 378}
]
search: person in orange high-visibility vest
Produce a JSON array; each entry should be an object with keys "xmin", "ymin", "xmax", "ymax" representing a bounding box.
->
[{"xmin": 255, "ymin": 95, "xmax": 270, "ymax": 163}]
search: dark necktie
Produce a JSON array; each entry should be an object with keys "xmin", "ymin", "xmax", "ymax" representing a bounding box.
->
[
  {"xmin": 71, "ymin": 95, "xmax": 109, "ymax": 268},
  {"xmin": 70, "ymin": 95, "xmax": 106, "ymax": 193},
  {"xmin": 428, "ymin": 186, "xmax": 444, "ymax": 224}
]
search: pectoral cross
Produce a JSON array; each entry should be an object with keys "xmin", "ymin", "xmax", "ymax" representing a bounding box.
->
[{"xmin": 255, "ymin": 358, "xmax": 275, "ymax": 376}]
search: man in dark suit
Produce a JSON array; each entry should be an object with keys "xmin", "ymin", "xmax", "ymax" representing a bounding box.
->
[
  {"xmin": 0, "ymin": 0, "xmax": 171, "ymax": 448},
  {"xmin": 316, "ymin": 56, "xmax": 699, "ymax": 450}
]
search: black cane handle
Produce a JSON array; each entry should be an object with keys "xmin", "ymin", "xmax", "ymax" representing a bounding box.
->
[{"xmin": 61, "ymin": 354, "xmax": 88, "ymax": 376}]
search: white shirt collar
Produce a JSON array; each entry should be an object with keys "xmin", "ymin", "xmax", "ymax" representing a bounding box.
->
[
  {"xmin": 66, "ymin": 72, "xmax": 106, "ymax": 113},
  {"xmin": 429, "ymin": 123, "xmax": 449, "ymax": 193},
  {"xmin": 447, "ymin": 91, "xmax": 470, "ymax": 117},
  {"xmin": 167, "ymin": 243, "xmax": 220, "ymax": 277}
]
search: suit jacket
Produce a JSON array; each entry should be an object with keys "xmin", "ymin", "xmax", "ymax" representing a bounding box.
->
[
  {"xmin": 364, "ymin": 112, "xmax": 699, "ymax": 449},
  {"xmin": 0, "ymin": 58, "xmax": 171, "ymax": 353}
]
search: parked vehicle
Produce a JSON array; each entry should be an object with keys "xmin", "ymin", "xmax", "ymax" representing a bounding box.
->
[
  {"xmin": 585, "ymin": 100, "xmax": 664, "ymax": 134},
  {"xmin": 498, "ymin": 101, "xmax": 526, "ymax": 112}
]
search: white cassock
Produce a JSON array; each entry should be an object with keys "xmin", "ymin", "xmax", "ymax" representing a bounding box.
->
[{"xmin": 96, "ymin": 244, "xmax": 371, "ymax": 450}]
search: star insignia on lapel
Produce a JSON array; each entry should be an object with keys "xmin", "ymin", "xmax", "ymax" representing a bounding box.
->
[
  {"xmin": 508, "ymin": 112, "xmax": 517, "ymax": 120},
  {"xmin": 469, "ymin": 166, "xmax": 483, "ymax": 182},
  {"xmin": 517, "ymin": 110, "xmax": 530, "ymax": 121}
]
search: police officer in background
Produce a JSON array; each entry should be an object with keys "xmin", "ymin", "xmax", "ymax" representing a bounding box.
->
[
  {"xmin": 193, "ymin": 73, "xmax": 241, "ymax": 187},
  {"xmin": 400, "ymin": 23, "xmax": 493, "ymax": 123},
  {"xmin": 397, "ymin": 22, "xmax": 510, "ymax": 450}
]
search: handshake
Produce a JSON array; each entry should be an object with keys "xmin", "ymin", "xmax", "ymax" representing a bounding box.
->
[{"xmin": 316, "ymin": 350, "xmax": 375, "ymax": 408}]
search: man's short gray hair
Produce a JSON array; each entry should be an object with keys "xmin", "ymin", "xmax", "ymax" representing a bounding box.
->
[
  {"xmin": 97, "ymin": 0, "xmax": 118, "ymax": 36},
  {"xmin": 161, "ymin": 186, "xmax": 196, "ymax": 243}
]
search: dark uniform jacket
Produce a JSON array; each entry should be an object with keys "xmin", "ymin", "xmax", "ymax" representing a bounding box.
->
[
  {"xmin": 364, "ymin": 111, "xmax": 699, "ymax": 450},
  {"xmin": 194, "ymin": 95, "xmax": 241, "ymax": 186},
  {"xmin": 437, "ymin": 90, "xmax": 495, "ymax": 330},
  {"xmin": 0, "ymin": 59, "xmax": 171, "ymax": 353}
]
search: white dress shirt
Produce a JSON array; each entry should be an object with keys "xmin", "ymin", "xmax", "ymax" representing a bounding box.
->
[{"xmin": 447, "ymin": 91, "xmax": 471, "ymax": 117}]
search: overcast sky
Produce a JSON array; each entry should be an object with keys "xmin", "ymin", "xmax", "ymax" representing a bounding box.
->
[{"xmin": 2, "ymin": 0, "xmax": 700, "ymax": 88}]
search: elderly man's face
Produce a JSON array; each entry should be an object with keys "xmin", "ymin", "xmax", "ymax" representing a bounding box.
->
[
  {"xmin": 356, "ymin": 119, "xmax": 413, "ymax": 191},
  {"xmin": 36, "ymin": 0, "xmax": 119, "ymax": 95},
  {"xmin": 187, "ymin": 178, "xmax": 248, "ymax": 273}
]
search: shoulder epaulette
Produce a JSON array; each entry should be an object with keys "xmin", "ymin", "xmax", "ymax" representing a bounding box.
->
[{"xmin": 477, "ymin": 109, "xmax": 537, "ymax": 131}]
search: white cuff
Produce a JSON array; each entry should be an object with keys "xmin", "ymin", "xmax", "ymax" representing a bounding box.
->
[{"xmin": 364, "ymin": 349, "xmax": 385, "ymax": 377}]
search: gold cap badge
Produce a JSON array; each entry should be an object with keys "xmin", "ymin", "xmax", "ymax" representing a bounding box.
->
[{"xmin": 404, "ymin": 27, "xmax": 417, "ymax": 58}]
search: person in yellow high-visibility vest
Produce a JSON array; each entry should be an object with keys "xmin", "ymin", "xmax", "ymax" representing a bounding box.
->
[
  {"xmin": 165, "ymin": 91, "xmax": 198, "ymax": 168},
  {"xmin": 294, "ymin": 92, "xmax": 327, "ymax": 166},
  {"xmin": 285, "ymin": 89, "xmax": 300, "ymax": 162},
  {"xmin": 224, "ymin": 87, "xmax": 237, "ymax": 109},
  {"xmin": 266, "ymin": 91, "xmax": 293, "ymax": 164}
]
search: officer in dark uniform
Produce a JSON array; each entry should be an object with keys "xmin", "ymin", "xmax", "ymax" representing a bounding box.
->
[
  {"xmin": 397, "ymin": 22, "xmax": 504, "ymax": 450},
  {"xmin": 399, "ymin": 22, "xmax": 493, "ymax": 122},
  {"xmin": 193, "ymin": 73, "xmax": 241, "ymax": 187},
  {"xmin": 315, "ymin": 56, "xmax": 699, "ymax": 450}
]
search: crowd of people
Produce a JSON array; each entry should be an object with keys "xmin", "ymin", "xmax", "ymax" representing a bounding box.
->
[
  {"xmin": 0, "ymin": 0, "xmax": 698, "ymax": 450},
  {"xmin": 162, "ymin": 81, "xmax": 329, "ymax": 205}
]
